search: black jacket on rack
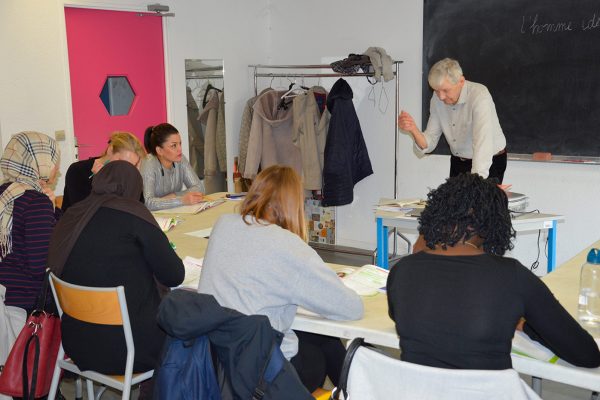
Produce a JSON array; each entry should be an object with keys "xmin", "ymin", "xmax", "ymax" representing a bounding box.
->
[{"xmin": 322, "ymin": 78, "xmax": 373, "ymax": 207}]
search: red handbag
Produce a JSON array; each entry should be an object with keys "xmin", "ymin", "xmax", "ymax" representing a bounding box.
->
[{"xmin": 0, "ymin": 273, "xmax": 61, "ymax": 399}]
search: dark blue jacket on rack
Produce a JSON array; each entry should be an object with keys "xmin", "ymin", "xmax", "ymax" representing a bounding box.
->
[
  {"xmin": 322, "ymin": 78, "xmax": 373, "ymax": 207},
  {"xmin": 155, "ymin": 290, "xmax": 312, "ymax": 400}
]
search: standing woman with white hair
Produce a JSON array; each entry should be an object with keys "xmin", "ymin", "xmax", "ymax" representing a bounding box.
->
[
  {"xmin": 398, "ymin": 58, "xmax": 508, "ymax": 183},
  {"xmin": 0, "ymin": 131, "xmax": 60, "ymax": 313}
]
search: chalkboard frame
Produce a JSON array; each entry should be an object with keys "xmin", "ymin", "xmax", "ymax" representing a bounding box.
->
[{"xmin": 422, "ymin": 0, "xmax": 600, "ymax": 164}]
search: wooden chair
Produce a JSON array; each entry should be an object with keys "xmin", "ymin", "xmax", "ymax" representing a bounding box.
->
[{"xmin": 47, "ymin": 273, "xmax": 153, "ymax": 400}]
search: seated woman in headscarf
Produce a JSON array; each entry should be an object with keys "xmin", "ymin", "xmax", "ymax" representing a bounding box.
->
[
  {"xmin": 387, "ymin": 173, "xmax": 600, "ymax": 370},
  {"xmin": 48, "ymin": 161, "xmax": 184, "ymax": 374},
  {"xmin": 0, "ymin": 131, "xmax": 60, "ymax": 313}
]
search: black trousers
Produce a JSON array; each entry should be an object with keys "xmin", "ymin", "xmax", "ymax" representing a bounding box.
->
[
  {"xmin": 290, "ymin": 331, "xmax": 347, "ymax": 393},
  {"xmin": 449, "ymin": 150, "xmax": 507, "ymax": 184}
]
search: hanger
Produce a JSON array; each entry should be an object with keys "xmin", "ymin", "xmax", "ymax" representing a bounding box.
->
[
  {"xmin": 281, "ymin": 82, "xmax": 308, "ymax": 99},
  {"xmin": 202, "ymin": 82, "xmax": 223, "ymax": 108}
]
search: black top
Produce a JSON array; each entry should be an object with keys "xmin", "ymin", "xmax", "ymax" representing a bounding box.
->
[
  {"xmin": 387, "ymin": 251, "xmax": 600, "ymax": 370},
  {"xmin": 62, "ymin": 158, "xmax": 144, "ymax": 212},
  {"xmin": 60, "ymin": 207, "xmax": 184, "ymax": 374},
  {"xmin": 61, "ymin": 158, "xmax": 96, "ymax": 212}
]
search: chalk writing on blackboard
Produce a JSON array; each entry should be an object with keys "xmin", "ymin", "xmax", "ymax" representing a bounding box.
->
[
  {"xmin": 521, "ymin": 13, "xmax": 600, "ymax": 35},
  {"xmin": 521, "ymin": 15, "xmax": 573, "ymax": 35}
]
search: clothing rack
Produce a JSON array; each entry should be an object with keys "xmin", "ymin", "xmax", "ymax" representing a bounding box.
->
[
  {"xmin": 185, "ymin": 74, "xmax": 223, "ymax": 80},
  {"xmin": 249, "ymin": 62, "xmax": 402, "ymax": 198},
  {"xmin": 249, "ymin": 62, "xmax": 408, "ymax": 259}
]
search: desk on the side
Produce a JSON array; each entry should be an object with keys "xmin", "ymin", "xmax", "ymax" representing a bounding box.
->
[{"xmin": 375, "ymin": 212, "xmax": 564, "ymax": 272}]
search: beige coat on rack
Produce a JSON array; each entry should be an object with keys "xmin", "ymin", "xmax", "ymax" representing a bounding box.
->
[
  {"xmin": 238, "ymin": 88, "xmax": 273, "ymax": 177},
  {"xmin": 292, "ymin": 86, "xmax": 330, "ymax": 191},
  {"xmin": 199, "ymin": 90, "xmax": 227, "ymax": 193},
  {"xmin": 244, "ymin": 90, "xmax": 302, "ymax": 180}
]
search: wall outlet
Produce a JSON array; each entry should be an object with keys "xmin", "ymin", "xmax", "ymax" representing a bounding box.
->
[{"xmin": 55, "ymin": 130, "xmax": 66, "ymax": 141}]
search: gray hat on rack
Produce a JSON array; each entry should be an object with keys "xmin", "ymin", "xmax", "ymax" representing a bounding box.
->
[{"xmin": 363, "ymin": 47, "xmax": 394, "ymax": 82}]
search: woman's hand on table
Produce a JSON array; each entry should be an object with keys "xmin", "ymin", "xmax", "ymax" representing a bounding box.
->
[{"xmin": 181, "ymin": 191, "xmax": 204, "ymax": 205}]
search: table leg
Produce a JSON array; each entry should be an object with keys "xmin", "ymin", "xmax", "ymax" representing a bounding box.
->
[
  {"xmin": 376, "ymin": 218, "xmax": 389, "ymax": 269},
  {"xmin": 547, "ymin": 220, "xmax": 557, "ymax": 273},
  {"xmin": 531, "ymin": 376, "xmax": 542, "ymax": 396}
]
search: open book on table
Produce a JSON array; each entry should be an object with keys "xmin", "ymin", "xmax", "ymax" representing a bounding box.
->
[
  {"xmin": 154, "ymin": 198, "xmax": 226, "ymax": 215},
  {"xmin": 341, "ymin": 264, "xmax": 389, "ymax": 297}
]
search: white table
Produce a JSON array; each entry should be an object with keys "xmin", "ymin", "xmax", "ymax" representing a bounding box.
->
[
  {"xmin": 163, "ymin": 198, "xmax": 599, "ymax": 394},
  {"xmin": 375, "ymin": 211, "xmax": 564, "ymax": 272},
  {"xmin": 293, "ymin": 240, "xmax": 600, "ymax": 394}
]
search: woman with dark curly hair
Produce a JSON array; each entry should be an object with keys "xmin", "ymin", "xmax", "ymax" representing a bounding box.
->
[{"xmin": 387, "ymin": 173, "xmax": 600, "ymax": 370}]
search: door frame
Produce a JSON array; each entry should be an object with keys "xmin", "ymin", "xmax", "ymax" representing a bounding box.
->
[{"xmin": 57, "ymin": 1, "xmax": 173, "ymax": 165}]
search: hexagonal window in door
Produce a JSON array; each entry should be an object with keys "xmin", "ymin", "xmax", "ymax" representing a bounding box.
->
[{"xmin": 100, "ymin": 76, "xmax": 135, "ymax": 116}]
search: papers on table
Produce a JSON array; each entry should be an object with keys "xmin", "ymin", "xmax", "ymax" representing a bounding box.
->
[
  {"xmin": 179, "ymin": 256, "xmax": 204, "ymax": 289},
  {"xmin": 374, "ymin": 198, "xmax": 427, "ymax": 217},
  {"xmin": 506, "ymin": 191, "xmax": 529, "ymax": 213},
  {"xmin": 342, "ymin": 264, "xmax": 389, "ymax": 296},
  {"xmin": 154, "ymin": 198, "xmax": 226, "ymax": 215},
  {"xmin": 511, "ymin": 331, "xmax": 559, "ymax": 363},
  {"xmin": 184, "ymin": 228, "xmax": 212, "ymax": 239},
  {"xmin": 154, "ymin": 216, "xmax": 179, "ymax": 232}
]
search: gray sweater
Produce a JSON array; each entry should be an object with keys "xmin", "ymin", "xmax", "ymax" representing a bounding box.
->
[
  {"xmin": 197, "ymin": 214, "xmax": 364, "ymax": 359},
  {"xmin": 140, "ymin": 155, "xmax": 204, "ymax": 211}
]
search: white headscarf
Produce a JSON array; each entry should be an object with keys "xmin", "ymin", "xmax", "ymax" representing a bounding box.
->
[{"xmin": 0, "ymin": 132, "xmax": 59, "ymax": 260}]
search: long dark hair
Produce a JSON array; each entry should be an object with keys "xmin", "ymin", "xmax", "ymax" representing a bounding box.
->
[
  {"xmin": 143, "ymin": 123, "xmax": 179, "ymax": 155},
  {"xmin": 418, "ymin": 173, "xmax": 515, "ymax": 255}
]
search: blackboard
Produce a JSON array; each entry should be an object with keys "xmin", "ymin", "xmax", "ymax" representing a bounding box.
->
[{"xmin": 423, "ymin": 0, "xmax": 600, "ymax": 158}]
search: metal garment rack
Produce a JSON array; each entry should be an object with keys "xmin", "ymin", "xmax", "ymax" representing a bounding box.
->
[
  {"xmin": 186, "ymin": 74, "xmax": 223, "ymax": 80},
  {"xmin": 249, "ymin": 62, "xmax": 409, "ymax": 259},
  {"xmin": 249, "ymin": 62, "xmax": 402, "ymax": 198}
]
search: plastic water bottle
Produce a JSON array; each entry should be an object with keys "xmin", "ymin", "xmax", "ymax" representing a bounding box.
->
[{"xmin": 578, "ymin": 248, "xmax": 600, "ymax": 334}]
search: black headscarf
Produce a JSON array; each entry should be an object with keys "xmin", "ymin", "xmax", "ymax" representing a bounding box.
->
[{"xmin": 48, "ymin": 161, "xmax": 159, "ymax": 276}]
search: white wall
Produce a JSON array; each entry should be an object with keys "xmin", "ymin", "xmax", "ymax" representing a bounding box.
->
[
  {"xmin": 0, "ymin": 0, "xmax": 598, "ymax": 270},
  {"xmin": 165, "ymin": 0, "xmax": 271, "ymax": 191}
]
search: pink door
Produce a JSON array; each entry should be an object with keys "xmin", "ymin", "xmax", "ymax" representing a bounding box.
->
[{"xmin": 65, "ymin": 7, "xmax": 167, "ymax": 160}]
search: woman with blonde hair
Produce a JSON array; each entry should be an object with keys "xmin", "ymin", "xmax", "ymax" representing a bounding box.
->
[
  {"xmin": 0, "ymin": 131, "xmax": 60, "ymax": 312},
  {"xmin": 62, "ymin": 131, "xmax": 145, "ymax": 211},
  {"xmin": 198, "ymin": 165, "xmax": 363, "ymax": 392}
]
